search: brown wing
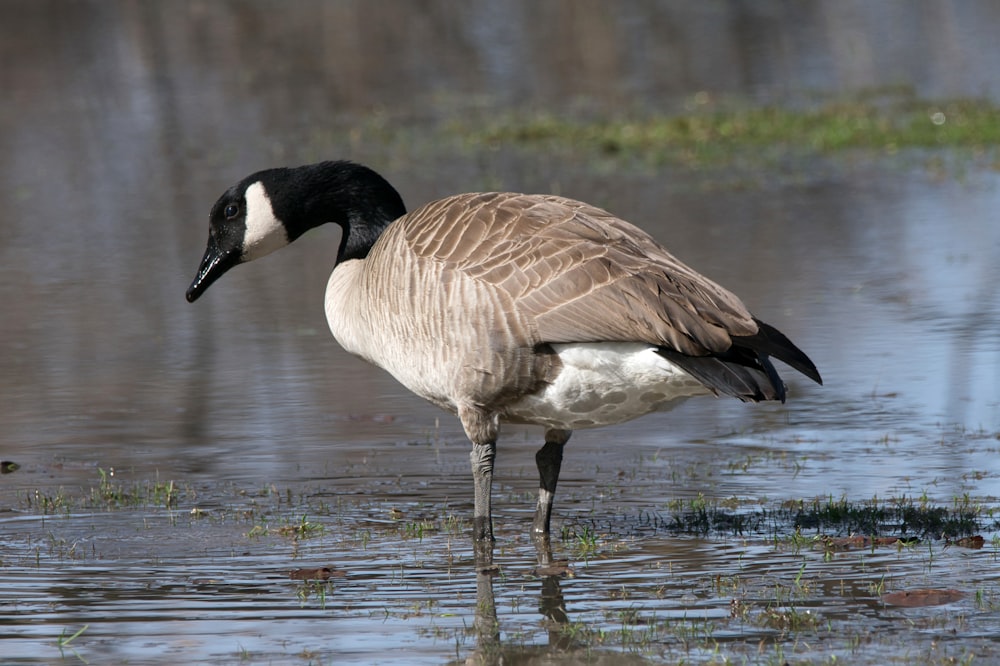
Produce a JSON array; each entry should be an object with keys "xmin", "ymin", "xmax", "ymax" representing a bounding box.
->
[{"xmin": 402, "ymin": 192, "xmax": 758, "ymax": 356}]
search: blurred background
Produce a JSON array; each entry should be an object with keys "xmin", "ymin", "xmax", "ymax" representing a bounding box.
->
[{"xmin": 0, "ymin": 0, "xmax": 998, "ymax": 493}]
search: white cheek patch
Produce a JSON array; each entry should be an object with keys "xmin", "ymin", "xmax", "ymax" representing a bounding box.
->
[{"xmin": 241, "ymin": 181, "xmax": 289, "ymax": 261}]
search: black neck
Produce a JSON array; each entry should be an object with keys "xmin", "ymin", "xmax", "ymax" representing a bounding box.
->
[{"xmin": 264, "ymin": 161, "xmax": 407, "ymax": 262}]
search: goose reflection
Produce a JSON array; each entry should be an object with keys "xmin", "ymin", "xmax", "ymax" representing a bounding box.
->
[{"xmin": 460, "ymin": 539, "xmax": 651, "ymax": 666}]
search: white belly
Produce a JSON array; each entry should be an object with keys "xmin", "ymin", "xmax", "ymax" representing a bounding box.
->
[{"xmin": 503, "ymin": 342, "xmax": 711, "ymax": 430}]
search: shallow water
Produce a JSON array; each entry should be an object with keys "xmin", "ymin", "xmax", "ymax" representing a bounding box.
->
[{"xmin": 2, "ymin": 2, "xmax": 1000, "ymax": 664}]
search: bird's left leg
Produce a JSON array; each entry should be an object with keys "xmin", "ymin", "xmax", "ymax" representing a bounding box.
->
[{"xmin": 532, "ymin": 428, "xmax": 571, "ymax": 553}]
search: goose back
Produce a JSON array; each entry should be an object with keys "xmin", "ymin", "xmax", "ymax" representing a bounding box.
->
[{"xmin": 325, "ymin": 191, "xmax": 795, "ymax": 422}]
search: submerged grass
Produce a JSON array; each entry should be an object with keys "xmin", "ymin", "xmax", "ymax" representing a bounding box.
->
[
  {"xmin": 579, "ymin": 492, "xmax": 992, "ymax": 546},
  {"xmin": 14, "ymin": 469, "xmax": 996, "ymax": 548},
  {"xmin": 22, "ymin": 467, "xmax": 184, "ymax": 514},
  {"xmin": 6, "ymin": 467, "xmax": 1000, "ymax": 665},
  {"xmin": 787, "ymin": 493, "xmax": 983, "ymax": 539}
]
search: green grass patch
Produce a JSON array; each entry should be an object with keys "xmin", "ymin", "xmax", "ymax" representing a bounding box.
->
[
  {"xmin": 454, "ymin": 92, "xmax": 1000, "ymax": 166},
  {"xmin": 22, "ymin": 468, "xmax": 184, "ymax": 513},
  {"xmin": 787, "ymin": 493, "xmax": 983, "ymax": 539},
  {"xmin": 629, "ymin": 493, "xmax": 991, "ymax": 542}
]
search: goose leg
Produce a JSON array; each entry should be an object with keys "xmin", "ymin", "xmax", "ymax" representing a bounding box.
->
[
  {"xmin": 460, "ymin": 405, "xmax": 500, "ymax": 551},
  {"xmin": 473, "ymin": 565, "xmax": 500, "ymax": 647},
  {"xmin": 532, "ymin": 429, "xmax": 571, "ymax": 540},
  {"xmin": 469, "ymin": 440, "xmax": 496, "ymax": 545}
]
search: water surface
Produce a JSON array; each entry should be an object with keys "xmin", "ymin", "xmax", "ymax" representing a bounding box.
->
[{"xmin": 1, "ymin": 2, "xmax": 999, "ymax": 664}]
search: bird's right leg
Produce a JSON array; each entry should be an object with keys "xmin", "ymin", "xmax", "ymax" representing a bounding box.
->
[
  {"xmin": 460, "ymin": 405, "xmax": 500, "ymax": 566},
  {"xmin": 469, "ymin": 440, "xmax": 496, "ymax": 545}
]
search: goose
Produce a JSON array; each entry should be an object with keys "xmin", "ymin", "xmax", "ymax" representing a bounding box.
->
[{"xmin": 186, "ymin": 160, "xmax": 822, "ymax": 552}]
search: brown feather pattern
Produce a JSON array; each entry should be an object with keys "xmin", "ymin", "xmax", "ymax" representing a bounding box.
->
[
  {"xmin": 328, "ymin": 190, "xmax": 819, "ymax": 418},
  {"xmin": 402, "ymin": 193, "xmax": 757, "ymax": 353}
]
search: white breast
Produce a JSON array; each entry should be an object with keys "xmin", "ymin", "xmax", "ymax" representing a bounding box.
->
[{"xmin": 502, "ymin": 342, "xmax": 711, "ymax": 430}]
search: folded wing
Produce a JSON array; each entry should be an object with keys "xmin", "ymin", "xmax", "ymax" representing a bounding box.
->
[{"xmin": 401, "ymin": 192, "xmax": 821, "ymax": 402}]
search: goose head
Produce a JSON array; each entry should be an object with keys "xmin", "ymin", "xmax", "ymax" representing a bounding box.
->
[{"xmin": 186, "ymin": 161, "xmax": 406, "ymax": 302}]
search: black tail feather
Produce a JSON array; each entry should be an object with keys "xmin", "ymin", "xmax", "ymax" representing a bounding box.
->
[
  {"xmin": 738, "ymin": 318, "xmax": 823, "ymax": 386},
  {"xmin": 656, "ymin": 317, "xmax": 821, "ymax": 404},
  {"xmin": 758, "ymin": 353, "xmax": 787, "ymax": 403},
  {"xmin": 656, "ymin": 348, "xmax": 785, "ymax": 403}
]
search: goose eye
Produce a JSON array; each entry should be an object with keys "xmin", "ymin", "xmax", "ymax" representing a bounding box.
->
[{"xmin": 224, "ymin": 203, "xmax": 240, "ymax": 219}]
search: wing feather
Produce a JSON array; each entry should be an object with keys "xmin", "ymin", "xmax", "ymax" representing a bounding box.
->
[
  {"xmin": 400, "ymin": 192, "xmax": 757, "ymax": 356},
  {"xmin": 386, "ymin": 191, "xmax": 821, "ymax": 404}
]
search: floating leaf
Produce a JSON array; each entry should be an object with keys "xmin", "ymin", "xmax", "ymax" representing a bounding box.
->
[
  {"xmin": 289, "ymin": 566, "xmax": 345, "ymax": 581},
  {"xmin": 950, "ymin": 535, "xmax": 985, "ymax": 549},
  {"xmin": 882, "ymin": 589, "xmax": 965, "ymax": 607},
  {"xmin": 534, "ymin": 561, "xmax": 574, "ymax": 577}
]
